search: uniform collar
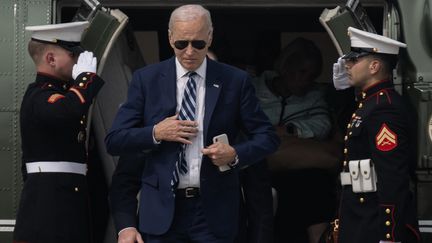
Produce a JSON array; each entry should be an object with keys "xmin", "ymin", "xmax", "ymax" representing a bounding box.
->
[
  {"xmin": 36, "ymin": 72, "xmax": 70, "ymax": 90},
  {"xmin": 358, "ymin": 79, "xmax": 393, "ymax": 101}
]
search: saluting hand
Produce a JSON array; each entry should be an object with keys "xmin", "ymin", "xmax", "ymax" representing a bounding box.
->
[
  {"xmin": 154, "ymin": 114, "xmax": 198, "ymax": 144},
  {"xmin": 202, "ymin": 142, "xmax": 236, "ymax": 167},
  {"xmin": 118, "ymin": 227, "xmax": 144, "ymax": 243},
  {"xmin": 72, "ymin": 51, "xmax": 97, "ymax": 79},
  {"xmin": 332, "ymin": 57, "xmax": 350, "ymax": 90}
]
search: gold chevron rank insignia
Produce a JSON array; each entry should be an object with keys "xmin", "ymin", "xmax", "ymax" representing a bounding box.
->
[
  {"xmin": 47, "ymin": 93, "xmax": 65, "ymax": 103},
  {"xmin": 375, "ymin": 123, "xmax": 397, "ymax": 151}
]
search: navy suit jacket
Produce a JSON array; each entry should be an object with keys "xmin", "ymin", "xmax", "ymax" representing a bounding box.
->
[{"xmin": 106, "ymin": 57, "xmax": 279, "ymax": 238}]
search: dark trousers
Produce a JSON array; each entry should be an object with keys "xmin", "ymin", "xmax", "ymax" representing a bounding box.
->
[{"xmin": 145, "ymin": 197, "xmax": 234, "ymax": 243}]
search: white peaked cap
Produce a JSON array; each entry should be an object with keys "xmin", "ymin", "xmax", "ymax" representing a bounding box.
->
[
  {"xmin": 25, "ymin": 21, "xmax": 89, "ymax": 43},
  {"xmin": 348, "ymin": 27, "xmax": 406, "ymax": 55}
]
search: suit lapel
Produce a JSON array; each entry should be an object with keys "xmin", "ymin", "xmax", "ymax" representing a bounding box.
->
[{"xmin": 204, "ymin": 59, "xmax": 222, "ymax": 143}]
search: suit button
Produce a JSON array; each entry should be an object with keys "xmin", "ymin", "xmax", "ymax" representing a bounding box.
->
[
  {"xmin": 344, "ymin": 136, "xmax": 348, "ymax": 141},
  {"xmin": 344, "ymin": 148, "xmax": 348, "ymax": 154},
  {"xmin": 349, "ymin": 131, "xmax": 353, "ymax": 136},
  {"xmin": 380, "ymin": 92, "xmax": 384, "ymax": 96},
  {"xmin": 386, "ymin": 221, "xmax": 391, "ymax": 226},
  {"xmin": 386, "ymin": 208, "xmax": 391, "ymax": 214},
  {"xmin": 74, "ymin": 187, "xmax": 79, "ymax": 192},
  {"xmin": 362, "ymin": 92, "xmax": 366, "ymax": 98},
  {"xmin": 343, "ymin": 161, "xmax": 347, "ymax": 166},
  {"xmin": 79, "ymin": 82, "xmax": 84, "ymax": 87},
  {"xmin": 386, "ymin": 233, "xmax": 391, "ymax": 239},
  {"xmin": 359, "ymin": 197, "xmax": 365, "ymax": 203},
  {"xmin": 359, "ymin": 103, "xmax": 363, "ymax": 108}
]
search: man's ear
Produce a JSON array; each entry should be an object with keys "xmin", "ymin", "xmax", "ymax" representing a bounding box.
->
[
  {"xmin": 45, "ymin": 52, "xmax": 55, "ymax": 67},
  {"xmin": 369, "ymin": 60, "xmax": 380, "ymax": 75},
  {"xmin": 207, "ymin": 31, "xmax": 213, "ymax": 47},
  {"xmin": 168, "ymin": 30, "xmax": 175, "ymax": 48},
  {"xmin": 207, "ymin": 36, "xmax": 213, "ymax": 48}
]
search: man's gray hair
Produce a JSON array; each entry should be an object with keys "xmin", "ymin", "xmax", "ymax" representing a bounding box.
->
[{"xmin": 168, "ymin": 4, "xmax": 213, "ymax": 34}]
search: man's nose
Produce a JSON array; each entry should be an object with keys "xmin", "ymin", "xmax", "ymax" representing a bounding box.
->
[{"xmin": 185, "ymin": 44, "xmax": 195, "ymax": 55}]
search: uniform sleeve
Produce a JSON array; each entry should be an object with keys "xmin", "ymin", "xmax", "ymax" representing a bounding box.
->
[
  {"xmin": 366, "ymin": 104, "xmax": 413, "ymax": 242},
  {"xmin": 32, "ymin": 72, "xmax": 104, "ymax": 125}
]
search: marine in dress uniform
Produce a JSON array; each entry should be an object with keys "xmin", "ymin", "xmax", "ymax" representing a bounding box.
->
[
  {"xmin": 13, "ymin": 22, "xmax": 104, "ymax": 243},
  {"xmin": 336, "ymin": 27, "xmax": 421, "ymax": 243}
]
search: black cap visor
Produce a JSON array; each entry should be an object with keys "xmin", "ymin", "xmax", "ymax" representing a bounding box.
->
[
  {"xmin": 342, "ymin": 51, "xmax": 370, "ymax": 60},
  {"xmin": 342, "ymin": 47, "xmax": 378, "ymax": 60},
  {"xmin": 56, "ymin": 40, "xmax": 85, "ymax": 55},
  {"xmin": 31, "ymin": 38, "xmax": 85, "ymax": 55}
]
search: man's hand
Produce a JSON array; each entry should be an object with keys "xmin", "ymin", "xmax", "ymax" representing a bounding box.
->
[
  {"xmin": 332, "ymin": 57, "xmax": 350, "ymax": 90},
  {"xmin": 154, "ymin": 114, "xmax": 198, "ymax": 144},
  {"xmin": 118, "ymin": 228, "xmax": 144, "ymax": 243},
  {"xmin": 72, "ymin": 51, "xmax": 97, "ymax": 79},
  {"xmin": 202, "ymin": 142, "xmax": 236, "ymax": 167}
]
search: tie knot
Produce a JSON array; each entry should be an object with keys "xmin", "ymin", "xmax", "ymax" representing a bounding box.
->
[{"xmin": 188, "ymin": 71, "xmax": 197, "ymax": 78}]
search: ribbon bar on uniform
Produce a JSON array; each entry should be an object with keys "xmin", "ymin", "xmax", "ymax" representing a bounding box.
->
[{"xmin": 26, "ymin": 161, "xmax": 87, "ymax": 175}]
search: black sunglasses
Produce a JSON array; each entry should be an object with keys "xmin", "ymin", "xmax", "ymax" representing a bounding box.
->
[{"xmin": 174, "ymin": 40, "xmax": 207, "ymax": 50}]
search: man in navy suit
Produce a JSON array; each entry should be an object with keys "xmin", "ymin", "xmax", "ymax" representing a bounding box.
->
[{"xmin": 105, "ymin": 4, "xmax": 279, "ymax": 243}]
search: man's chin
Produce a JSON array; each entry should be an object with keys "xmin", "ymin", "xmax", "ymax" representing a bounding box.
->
[{"xmin": 181, "ymin": 62, "xmax": 199, "ymax": 71}]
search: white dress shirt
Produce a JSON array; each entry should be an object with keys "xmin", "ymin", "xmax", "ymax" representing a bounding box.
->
[{"xmin": 175, "ymin": 58, "xmax": 206, "ymax": 188}]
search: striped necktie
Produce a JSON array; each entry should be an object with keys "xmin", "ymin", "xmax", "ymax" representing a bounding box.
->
[{"xmin": 172, "ymin": 72, "xmax": 197, "ymax": 189}]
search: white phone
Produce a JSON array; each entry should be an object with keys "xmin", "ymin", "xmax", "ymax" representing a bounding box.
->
[
  {"xmin": 212, "ymin": 134, "xmax": 231, "ymax": 172},
  {"xmin": 213, "ymin": 133, "xmax": 229, "ymax": 144}
]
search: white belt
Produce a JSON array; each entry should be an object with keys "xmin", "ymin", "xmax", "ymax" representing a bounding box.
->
[{"xmin": 26, "ymin": 161, "xmax": 87, "ymax": 175}]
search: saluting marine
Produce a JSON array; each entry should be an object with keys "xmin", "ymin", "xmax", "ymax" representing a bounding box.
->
[
  {"xmin": 333, "ymin": 27, "xmax": 421, "ymax": 243},
  {"xmin": 13, "ymin": 22, "xmax": 104, "ymax": 243}
]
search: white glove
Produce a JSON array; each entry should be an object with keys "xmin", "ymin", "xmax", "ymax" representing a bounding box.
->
[
  {"xmin": 332, "ymin": 57, "xmax": 350, "ymax": 90},
  {"xmin": 72, "ymin": 51, "xmax": 97, "ymax": 80}
]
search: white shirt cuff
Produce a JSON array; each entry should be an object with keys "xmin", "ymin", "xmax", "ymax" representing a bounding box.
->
[{"xmin": 152, "ymin": 125, "xmax": 161, "ymax": 144}]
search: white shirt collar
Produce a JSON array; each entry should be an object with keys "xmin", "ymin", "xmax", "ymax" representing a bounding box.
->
[{"xmin": 175, "ymin": 57, "xmax": 207, "ymax": 80}]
